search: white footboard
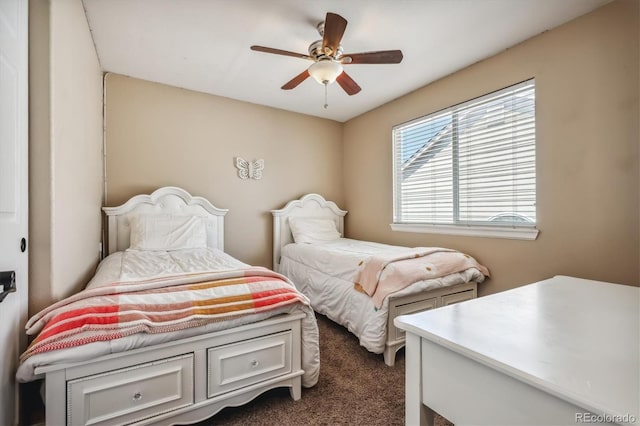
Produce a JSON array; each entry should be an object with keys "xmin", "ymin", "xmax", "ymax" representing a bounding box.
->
[
  {"xmin": 38, "ymin": 313, "xmax": 304, "ymax": 426},
  {"xmin": 384, "ymin": 282, "xmax": 477, "ymax": 366}
]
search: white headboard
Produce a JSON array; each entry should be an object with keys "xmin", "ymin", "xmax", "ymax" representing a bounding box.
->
[
  {"xmin": 271, "ymin": 193, "xmax": 347, "ymax": 272},
  {"xmin": 102, "ymin": 186, "xmax": 228, "ymax": 255}
]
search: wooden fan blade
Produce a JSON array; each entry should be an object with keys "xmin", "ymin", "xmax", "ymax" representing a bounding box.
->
[
  {"xmin": 336, "ymin": 71, "xmax": 361, "ymax": 96},
  {"xmin": 281, "ymin": 70, "xmax": 310, "ymax": 90},
  {"xmin": 341, "ymin": 50, "xmax": 404, "ymax": 64},
  {"xmin": 322, "ymin": 12, "xmax": 347, "ymax": 56},
  {"xmin": 251, "ymin": 45, "xmax": 312, "ymax": 61}
]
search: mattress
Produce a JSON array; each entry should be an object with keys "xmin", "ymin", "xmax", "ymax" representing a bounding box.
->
[
  {"xmin": 17, "ymin": 248, "xmax": 320, "ymax": 387},
  {"xmin": 279, "ymin": 238, "xmax": 486, "ymax": 353}
]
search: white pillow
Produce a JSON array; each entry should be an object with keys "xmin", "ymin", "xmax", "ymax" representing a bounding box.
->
[
  {"xmin": 129, "ymin": 214, "xmax": 208, "ymax": 251},
  {"xmin": 289, "ymin": 217, "xmax": 341, "ymax": 244}
]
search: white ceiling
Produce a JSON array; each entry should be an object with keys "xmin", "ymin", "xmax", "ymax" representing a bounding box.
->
[{"xmin": 83, "ymin": 0, "xmax": 611, "ymax": 123}]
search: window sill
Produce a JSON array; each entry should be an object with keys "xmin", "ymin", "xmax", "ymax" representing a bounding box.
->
[{"xmin": 390, "ymin": 223, "xmax": 539, "ymax": 240}]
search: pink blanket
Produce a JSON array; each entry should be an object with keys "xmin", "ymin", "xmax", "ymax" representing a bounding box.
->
[{"xmin": 354, "ymin": 247, "xmax": 490, "ymax": 308}]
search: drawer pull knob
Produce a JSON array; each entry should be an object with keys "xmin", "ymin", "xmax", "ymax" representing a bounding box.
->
[
  {"xmin": 250, "ymin": 360, "xmax": 259, "ymax": 368},
  {"xmin": 133, "ymin": 392, "xmax": 143, "ymax": 401}
]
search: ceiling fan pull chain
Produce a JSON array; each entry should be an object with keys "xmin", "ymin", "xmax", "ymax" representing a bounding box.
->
[{"xmin": 324, "ymin": 82, "xmax": 329, "ymax": 109}]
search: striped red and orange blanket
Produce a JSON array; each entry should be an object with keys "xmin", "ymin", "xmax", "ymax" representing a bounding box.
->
[{"xmin": 21, "ymin": 267, "xmax": 310, "ymax": 363}]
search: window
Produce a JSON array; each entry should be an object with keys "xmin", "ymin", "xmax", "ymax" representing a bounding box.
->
[{"xmin": 392, "ymin": 79, "xmax": 537, "ymax": 240}]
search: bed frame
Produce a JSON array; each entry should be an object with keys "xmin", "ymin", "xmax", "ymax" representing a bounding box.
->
[
  {"xmin": 37, "ymin": 187, "xmax": 306, "ymax": 426},
  {"xmin": 271, "ymin": 193, "xmax": 477, "ymax": 366},
  {"xmin": 271, "ymin": 193, "xmax": 347, "ymax": 272},
  {"xmin": 102, "ymin": 186, "xmax": 228, "ymax": 255}
]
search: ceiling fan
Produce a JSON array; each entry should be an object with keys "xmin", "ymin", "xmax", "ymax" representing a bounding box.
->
[{"xmin": 250, "ymin": 12, "xmax": 403, "ymax": 100}]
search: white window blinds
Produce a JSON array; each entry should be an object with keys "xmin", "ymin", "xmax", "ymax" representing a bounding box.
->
[{"xmin": 393, "ymin": 79, "xmax": 536, "ymax": 229}]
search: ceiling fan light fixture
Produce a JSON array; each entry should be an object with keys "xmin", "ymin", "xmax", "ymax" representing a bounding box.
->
[
  {"xmin": 308, "ymin": 60, "xmax": 343, "ymax": 85},
  {"xmin": 251, "ymin": 12, "xmax": 401, "ymax": 96}
]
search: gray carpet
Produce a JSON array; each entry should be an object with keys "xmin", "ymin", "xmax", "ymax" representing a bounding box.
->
[{"xmin": 196, "ymin": 313, "xmax": 453, "ymax": 425}]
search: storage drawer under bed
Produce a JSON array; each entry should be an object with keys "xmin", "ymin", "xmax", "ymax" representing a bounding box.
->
[
  {"xmin": 66, "ymin": 354, "xmax": 194, "ymax": 426},
  {"xmin": 207, "ymin": 330, "xmax": 293, "ymax": 398}
]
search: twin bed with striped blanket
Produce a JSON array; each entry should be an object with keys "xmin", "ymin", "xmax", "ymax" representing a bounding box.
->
[
  {"xmin": 17, "ymin": 187, "xmax": 319, "ymax": 426},
  {"xmin": 18, "ymin": 252, "xmax": 319, "ymax": 385}
]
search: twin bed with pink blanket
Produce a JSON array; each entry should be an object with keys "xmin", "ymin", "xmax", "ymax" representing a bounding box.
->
[
  {"xmin": 17, "ymin": 187, "xmax": 319, "ymax": 426},
  {"xmin": 272, "ymin": 193, "xmax": 489, "ymax": 366}
]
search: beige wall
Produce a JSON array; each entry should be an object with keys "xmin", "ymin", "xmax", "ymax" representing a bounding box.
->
[
  {"xmin": 104, "ymin": 74, "xmax": 343, "ymax": 267},
  {"xmin": 29, "ymin": 0, "xmax": 52, "ymax": 315},
  {"xmin": 343, "ymin": 0, "xmax": 639, "ymax": 296},
  {"xmin": 28, "ymin": 0, "xmax": 104, "ymax": 314}
]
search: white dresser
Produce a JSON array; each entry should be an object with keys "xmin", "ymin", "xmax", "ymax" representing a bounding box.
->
[{"xmin": 395, "ymin": 276, "xmax": 640, "ymax": 426}]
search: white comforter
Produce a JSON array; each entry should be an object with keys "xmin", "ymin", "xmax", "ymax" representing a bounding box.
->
[
  {"xmin": 279, "ymin": 238, "xmax": 486, "ymax": 353},
  {"xmin": 17, "ymin": 248, "xmax": 320, "ymax": 387}
]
